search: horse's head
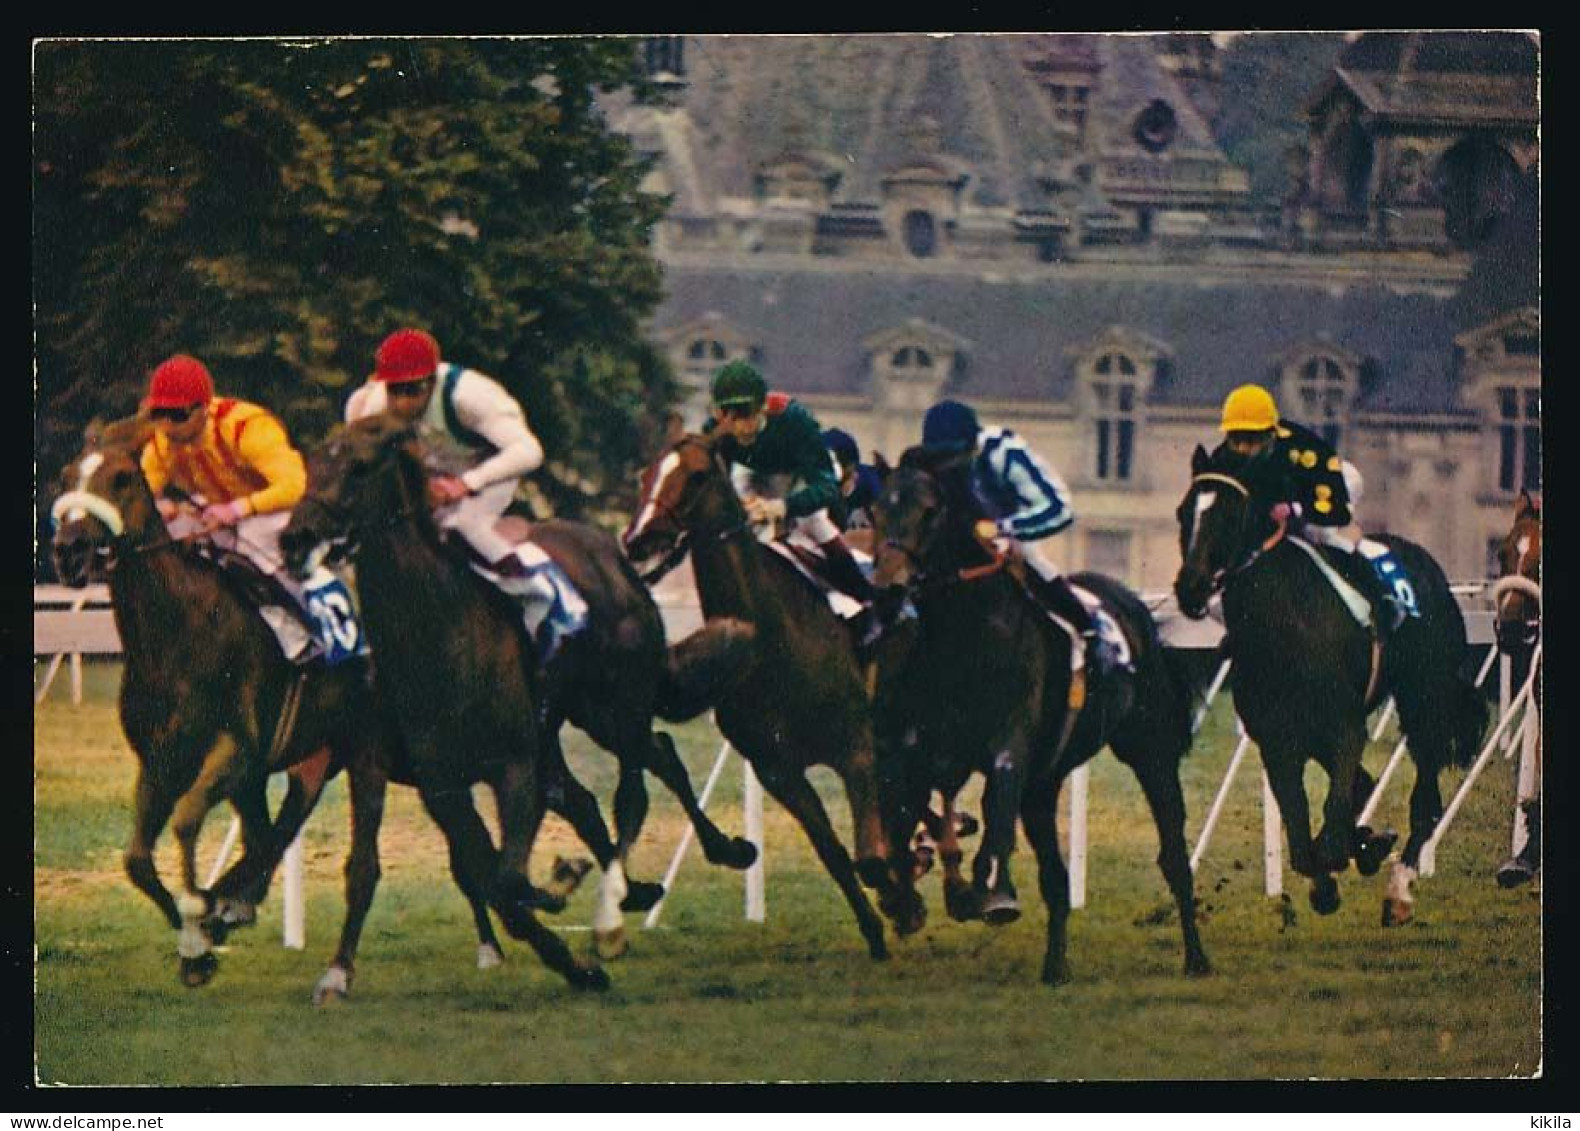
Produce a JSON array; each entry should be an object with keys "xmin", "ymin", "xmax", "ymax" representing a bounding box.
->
[
  {"xmin": 50, "ymin": 416, "xmax": 158, "ymax": 587},
  {"xmin": 869, "ymin": 450, "xmax": 951, "ymax": 594},
  {"xmin": 1491, "ymin": 488, "xmax": 1542, "ymax": 654},
  {"xmin": 280, "ymin": 414, "xmax": 427, "ymax": 580},
  {"xmin": 1172, "ymin": 444, "xmax": 1278, "ymax": 620},
  {"xmin": 621, "ymin": 432, "xmax": 744, "ymax": 567}
]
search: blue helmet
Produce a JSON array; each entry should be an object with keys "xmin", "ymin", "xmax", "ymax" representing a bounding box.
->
[
  {"xmin": 822, "ymin": 427, "xmax": 860, "ymax": 470},
  {"xmin": 921, "ymin": 399, "xmax": 980, "ymax": 453}
]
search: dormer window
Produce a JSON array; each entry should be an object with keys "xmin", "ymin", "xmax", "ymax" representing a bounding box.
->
[
  {"xmin": 1072, "ymin": 328, "xmax": 1167, "ymax": 489},
  {"xmin": 1497, "ymin": 385, "xmax": 1541, "ymax": 493},
  {"xmin": 688, "ymin": 339, "xmax": 729, "ymax": 364},
  {"xmin": 893, "ymin": 346, "xmax": 934, "ymax": 369},
  {"xmin": 1048, "ymin": 83, "xmax": 1091, "ymax": 145},
  {"xmin": 903, "ymin": 210, "xmax": 938, "ymax": 258},
  {"xmin": 1092, "ymin": 363, "xmax": 1139, "ymax": 482},
  {"xmin": 644, "ymin": 37, "xmax": 685, "ymax": 79}
]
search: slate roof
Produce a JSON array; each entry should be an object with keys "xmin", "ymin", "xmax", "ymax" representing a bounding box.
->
[{"xmin": 652, "ymin": 262, "xmax": 1477, "ymax": 415}]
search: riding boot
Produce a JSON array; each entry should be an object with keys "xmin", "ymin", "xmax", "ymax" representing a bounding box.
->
[
  {"xmin": 817, "ymin": 537, "xmax": 877, "ymax": 604},
  {"xmin": 1024, "ymin": 571, "xmax": 1107, "ymax": 673}
]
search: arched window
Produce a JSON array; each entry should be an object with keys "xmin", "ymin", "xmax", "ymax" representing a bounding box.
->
[
  {"xmin": 688, "ymin": 339, "xmax": 728, "ymax": 362},
  {"xmin": 1091, "ymin": 357, "xmax": 1139, "ymax": 482},
  {"xmin": 1295, "ymin": 355, "xmax": 1349, "ymax": 448},
  {"xmin": 892, "ymin": 346, "xmax": 933, "ymax": 369},
  {"xmin": 1437, "ymin": 137, "xmax": 1519, "ymax": 249},
  {"xmin": 903, "ymin": 210, "xmax": 937, "ymax": 258}
]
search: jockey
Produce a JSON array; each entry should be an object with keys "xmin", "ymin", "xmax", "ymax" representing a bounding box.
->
[
  {"xmin": 703, "ymin": 361, "xmax": 876, "ymax": 605},
  {"xmin": 920, "ymin": 399, "xmax": 1112, "ymax": 675},
  {"xmin": 344, "ymin": 328, "xmax": 586, "ymax": 662},
  {"xmin": 822, "ymin": 427, "xmax": 885, "ymax": 532},
  {"xmin": 138, "ymin": 354, "xmax": 323, "ymax": 662},
  {"xmin": 1214, "ymin": 383, "xmax": 1419, "ymax": 630}
]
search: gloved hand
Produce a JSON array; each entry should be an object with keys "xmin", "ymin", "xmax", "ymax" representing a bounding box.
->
[
  {"xmin": 427, "ymin": 475, "xmax": 472, "ymax": 507},
  {"xmin": 1269, "ymin": 501, "xmax": 1299, "ymax": 525},
  {"xmin": 156, "ymin": 498, "xmax": 181, "ymax": 523},
  {"xmin": 744, "ymin": 496, "xmax": 787, "ymax": 525},
  {"xmin": 200, "ymin": 499, "xmax": 249, "ymax": 527}
]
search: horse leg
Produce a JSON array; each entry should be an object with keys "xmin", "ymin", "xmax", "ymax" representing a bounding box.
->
[
  {"xmin": 835, "ymin": 740, "xmax": 897, "ymax": 894},
  {"xmin": 313, "ymin": 753, "xmax": 388, "ymax": 1005},
  {"xmin": 604, "ymin": 729, "xmax": 667, "ymax": 913},
  {"xmin": 1313, "ymin": 719, "xmax": 1367, "ymax": 876},
  {"xmin": 168, "ymin": 733, "xmax": 250, "ymax": 987},
  {"xmin": 1122, "ymin": 753, "xmax": 1213, "ymax": 977},
  {"xmin": 935, "ymin": 793, "xmax": 975, "ymax": 924},
  {"xmin": 1018, "ymin": 778, "xmax": 1072, "ymax": 986},
  {"xmin": 645, "ymin": 730, "xmax": 757, "ymax": 870},
  {"xmin": 208, "ymin": 749, "xmax": 336, "ymax": 939},
  {"xmin": 124, "ymin": 765, "xmax": 182, "ymax": 931},
  {"xmin": 1384, "ymin": 762, "xmax": 1446, "ymax": 928},
  {"xmin": 534, "ymin": 732, "xmax": 605, "ymax": 911},
  {"xmin": 1261, "ymin": 746, "xmax": 1340, "ymax": 915},
  {"xmin": 1348, "ymin": 764, "xmax": 1397, "ymax": 877},
  {"xmin": 972, "ymin": 745, "xmax": 1031, "ymax": 925},
  {"xmin": 487, "ymin": 755, "xmax": 610, "ymax": 992},
  {"xmin": 754, "ymin": 760, "xmax": 890, "ymax": 961}
]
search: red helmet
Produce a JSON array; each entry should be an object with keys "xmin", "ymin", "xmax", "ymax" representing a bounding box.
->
[
  {"xmin": 374, "ymin": 329, "xmax": 441, "ymax": 384},
  {"xmin": 145, "ymin": 355, "xmax": 215, "ymax": 408}
]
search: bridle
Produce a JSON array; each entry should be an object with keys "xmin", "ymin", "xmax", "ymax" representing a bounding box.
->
[
  {"xmin": 629, "ymin": 438, "xmax": 754, "ymax": 584},
  {"xmin": 1183, "ymin": 471, "xmax": 1288, "ymax": 599},
  {"xmin": 876, "ymin": 470, "xmax": 1010, "ymax": 598}
]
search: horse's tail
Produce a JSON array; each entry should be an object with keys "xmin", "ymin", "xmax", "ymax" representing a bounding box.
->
[
  {"xmin": 1448, "ymin": 665, "xmax": 1490, "ymax": 770},
  {"xmin": 655, "ymin": 617, "xmax": 759, "ymax": 723},
  {"xmin": 1071, "ymin": 571, "xmax": 1194, "ymax": 760}
]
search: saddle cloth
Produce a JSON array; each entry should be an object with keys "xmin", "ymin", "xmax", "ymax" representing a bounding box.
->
[
  {"xmin": 772, "ymin": 529, "xmax": 869, "ymax": 619},
  {"xmin": 464, "ymin": 537, "xmax": 589, "ymax": 658},
  {"xmin": 1288, "ymin": 537, "xmax": 1374, "ymax": 629},
  {"xmin": 197, "ymin": 543, "xmax": 367, "ymax": 666},
  {"xmin": 1068, "ymin": 583, "xmax": 1135, "ymax": 669}
]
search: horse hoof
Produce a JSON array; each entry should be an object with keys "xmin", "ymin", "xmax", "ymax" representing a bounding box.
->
[
  {"xmin": 620, "ymin": 881, "xmax": 665, "ymax": 913},
  {"xmin": 1185, "ymin": 955, "xmax": 1214, "ymax": 978},
  {"xmin": 981, "ymin": 893, "xmax": 1021, "ymax": 926},
  {"xmin": 1309, "ymin": 880, "xmax": 1341, "ymax": 916},
  {"xmin": 477, "ymin": 944, "xmax": 504, "ymax": 970},
  {"xmin": 545, "ymin": 856, "xmax": 595, "ymax": 901},
  {"xmin": 945, "ymin": 882, "xmax": 982, "ymax": 922},
  {"xmin": 867, "ymin": 936, "xmax": 890, "ymax": 962},
  {"xmin": 570, "ymin": 964, "xmax": 611, "ymax": 993},
  {"xmin": 1496, "ymin": 859, "xmax": 1538, "ymax": 889},
  {"xmin": 179, "ymin": 952, "xmax": 219, "ymax": 988},
  {"xmin": 954, "ymin": 813, "xmax": 980, "ymax": 838},
  {"xmin": 1381, "ymin": 897, "xmax": 1414, "ymax": 927},
  {"xmin": 312, "ymin": 967, "xmax": 351, "ymax": 1006},
  {"xmin": 708, "ymin": 837, "xmax": 759, "ymax": 871},
  {"xmin": 855, "ymin": 856, "xmax": 892, "ymax": 891},
  {"xmin": 1041, "ymin": 961, "xmax": 1072, "ymax": 987},
  {"xmin": 1354, "ymin": 830, "xmax": 1398, "ymax": 876},
  {"xmin": 880, "ymin": 890, "xmax": 927, "ymax": 937},
  {"xmin": 594, "ymin": 928, "xmax": 629, "ymax": 962}
]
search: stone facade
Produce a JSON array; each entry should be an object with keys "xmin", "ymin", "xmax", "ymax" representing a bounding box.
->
[{"xmin": 613, "ymin": 32, "xmax": 1540, "ymax": 592}]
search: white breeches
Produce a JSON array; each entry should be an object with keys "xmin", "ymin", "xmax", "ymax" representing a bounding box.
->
[
  {"xmin": 1018, "ymin": 540, "xmax": 1064, "ymax": 583},
  {"xmin": 436, "ymin": 478, "xmax": 520, "ymax": 565}
]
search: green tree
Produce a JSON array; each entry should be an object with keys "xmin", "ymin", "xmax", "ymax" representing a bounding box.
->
[{"xmin": 35, "ymin": 36, "xmax": 677, "ymax": 557}]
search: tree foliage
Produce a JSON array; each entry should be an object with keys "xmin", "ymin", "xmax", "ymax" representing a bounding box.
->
[{"xmin": 35, "ymin": 37, "xmax": 677, "ymax": 547}]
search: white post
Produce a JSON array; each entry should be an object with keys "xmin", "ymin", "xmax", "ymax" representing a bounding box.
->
[
  {"xmin": 1262, "ymin": 765, "xmax": 1283, "ymax": 897},
  {"xmin": 34, "ymin": 653, "xmax": 66, "ymax": 706},
  {"xmin": 1511, "ymin": 649, "xmax": 1541, "ymax": 855},
  {"xmin": 743, "ymin": 762, "xmax": 766, "ymax": 923},
  {"xmin": 1369, "ymin": 699, "xmax": 1396, "ymax": 743},
  {"xmin": 1420, "ymin": 644, "xmax": 1540, "ymax": 876},
  {"xmin": 69, "ymin": 652, "xmax": 83, "ymax": 706},
  {"xmin": 1191, "ymin": 723, "xmax": 1253, "ymax": 872},
  {"xmin": 643, "ymin": 733, "xmax": 734, "ymax": 930},
  {"xmin": 203, "ymin": 816, "xmax": 243, "ymax": 890},
  {"xmin": 282, "ymin": 833, "xmax": 306, "ymax": 949},
  {"xmin": 1067, "ymin": 763, "xmax": 1089, "ymax": 910},
  {"xmin": 1191, "ymin": 658, "xmax": 1233, "ymax": 736}
]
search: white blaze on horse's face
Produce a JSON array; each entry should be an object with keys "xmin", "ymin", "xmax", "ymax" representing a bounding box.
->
[
  {"xmin": 629, "ymin": 451, "xmax": 681, "ymax": 544},
  {"xmin": 1187, "ymin": 490, "xmax": 1217, "ymax": 556},
  {"xmin": 60, "ymin": 452, "xmax": 105, "ymax": 524}
]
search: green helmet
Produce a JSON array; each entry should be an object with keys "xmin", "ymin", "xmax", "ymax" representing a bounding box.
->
[{"xmin": 710, "ymin": 360, "xmax": 768, "ymax": 410}]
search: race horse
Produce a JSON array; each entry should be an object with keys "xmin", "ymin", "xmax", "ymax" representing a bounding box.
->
[
  {"xmin": 1491, "ymin": 489, "xmax": 1541, "ymax": 887},
  {"xmin": 622, "ymin": 431, "xmax": 908, "ymax": 961},
  {"xmin": 866, "ymin": 451, "xmax": 1211, "ymax": 986},
  {"xmin": 50, "ymin": 416, "xmax": 401, "ymax": 989},
  {"xmin": 1173, "ymin": 444, "xmax": 1486, "ymax": 925}
]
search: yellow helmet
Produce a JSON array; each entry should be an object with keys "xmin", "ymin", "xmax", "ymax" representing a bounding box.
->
[{"xmin": 1220, "ymin": 384, "xmax": 1279, "ymax": 433}]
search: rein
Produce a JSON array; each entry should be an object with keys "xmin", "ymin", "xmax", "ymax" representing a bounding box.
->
[{"xmin": 1186, "ymin": 471, "xmax": 1287, "ymax": 596}]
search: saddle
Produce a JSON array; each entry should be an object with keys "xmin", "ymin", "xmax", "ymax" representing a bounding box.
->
[
  {"xmin": 196, "ymin": 542, "xmax": 324, "ymax": 640},
  {"xmin": 771, "ymin": 537, "xmax": 868, "ymax": 620}
]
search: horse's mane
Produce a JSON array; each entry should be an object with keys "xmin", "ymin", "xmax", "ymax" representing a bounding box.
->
[{"xmin": 87, "ymin": 414, "xmax": 154, "ymax": 454}]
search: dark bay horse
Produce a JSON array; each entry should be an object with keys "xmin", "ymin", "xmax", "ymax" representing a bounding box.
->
[
  {"xmin": 281, "ymin": 418, "xmax": 758, "ymax": 968},
  {"xmin": 1492, "ymin": 489, "xmax": 1541, "ymax": 887},
  {"xmin": 867, "ymin": 452, "xmax": 1211, "ymax": 986},
  {"xmin": 273, "ymin": 414, "xmax": 611, "ymax": 992},
  {"xmin": 1173, "ymin": 444, "xmax": 1486, "ymax": 925},
  {"xmin": 622, "ymin": 432, "xmax": 906, "ymax": 961},
  {"xmin": 49, "ymin": 417, "xmax": 398, "ymax": 989}
]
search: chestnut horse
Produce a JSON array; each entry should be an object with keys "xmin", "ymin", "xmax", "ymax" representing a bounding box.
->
[
  {"xmin": 623, "ymin": 432, "xmax": 908, "ymax": 960},
  {"xmin": 1492, "ymin": 489, "xmax": 1541, "ymax": 887},
  {"xmin": 49, "ymin": 417, "xmax": 402, "ymax": 989}
]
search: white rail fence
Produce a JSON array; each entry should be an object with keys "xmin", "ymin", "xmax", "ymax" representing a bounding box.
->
[{"xmin": 36, "ymin": 578, "xmax": 1535, "ymax": 943}]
